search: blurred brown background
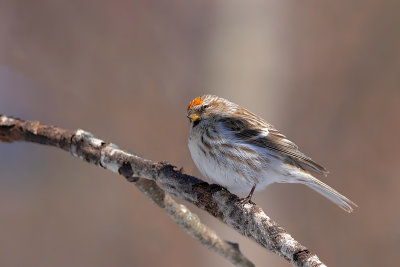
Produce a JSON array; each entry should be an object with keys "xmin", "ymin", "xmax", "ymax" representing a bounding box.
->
[{"xmin": 1, "ymin": 1, "xmax": 399, "ymax": 266}]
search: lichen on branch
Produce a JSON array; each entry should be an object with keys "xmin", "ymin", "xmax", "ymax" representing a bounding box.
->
[{"xmin": 0, "ymin": 115, "xmax": 326, "ymax": 267}]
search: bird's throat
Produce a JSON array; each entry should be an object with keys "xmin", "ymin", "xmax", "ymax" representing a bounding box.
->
[{"xmin": 192, "ymin": 119, "xmax": 201, "ymax": 127}]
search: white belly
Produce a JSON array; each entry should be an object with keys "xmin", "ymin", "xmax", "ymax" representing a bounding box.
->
[{"xmin": 188, "ymin": 133, "xmax": 277, "ymax": 194}]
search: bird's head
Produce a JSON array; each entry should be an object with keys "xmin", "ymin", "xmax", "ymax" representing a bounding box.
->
[{"xmin": 186, "ymin": 95, "xmax": 234, "ymax": 127}]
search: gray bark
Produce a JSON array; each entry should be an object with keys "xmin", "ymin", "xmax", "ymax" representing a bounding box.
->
[{"xmin": 0, "ymin": 114, "xmax": 326, "ymax": 267}]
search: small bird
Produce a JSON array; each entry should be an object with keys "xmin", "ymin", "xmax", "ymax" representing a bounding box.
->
[{"xmin": 187, "ymin": 95, "xmax": 357, "ymax": 212}]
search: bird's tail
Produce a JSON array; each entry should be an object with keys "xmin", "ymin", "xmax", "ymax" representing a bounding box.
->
[{"xmin": 301, "ymin": 174, "xmax": 357, "ymax": 213}]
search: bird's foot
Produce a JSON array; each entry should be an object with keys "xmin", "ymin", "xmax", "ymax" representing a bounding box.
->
[
  {"xmin": 236, "ymin": 184, "xmax": 256, "ymax": 205},
  {"xmin": 236, "ymin": 196, "xmax": 256, "ymax": 205}
]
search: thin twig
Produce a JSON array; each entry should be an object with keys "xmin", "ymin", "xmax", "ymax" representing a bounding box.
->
[
  {"xmin": 133, "ymin": 178, "xmax": 254, "ymax": 267},
  {"xmin": 0, "ymin": 115, "xmax": 326, "ymax": 267},
  {"xmin": 0, "ymin": 115, "xmax": 253, "ymax": 267}
]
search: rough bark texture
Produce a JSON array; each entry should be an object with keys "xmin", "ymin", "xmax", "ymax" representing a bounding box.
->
[
  {"xmin": 0, "ymin": 115, "xmax": 326, "ymax": 267},
  {"xmin": 131, "ymin": 178, "xmax": 254, "ymax": 267}
]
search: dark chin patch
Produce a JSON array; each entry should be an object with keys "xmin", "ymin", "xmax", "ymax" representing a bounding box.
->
[{"xmin": 192, "ymin": 119, "xmax": 201, "ymax": 127}]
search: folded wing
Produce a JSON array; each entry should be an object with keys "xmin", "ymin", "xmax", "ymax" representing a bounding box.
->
[{"xmin": 219, "ymin": 115, "xmax": 329, "ymax": 176}]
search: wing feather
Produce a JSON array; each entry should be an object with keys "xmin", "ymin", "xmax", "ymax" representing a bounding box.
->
[{"xmin": 218, "ymin": 114, "xmax": 329, "ymax": 176}]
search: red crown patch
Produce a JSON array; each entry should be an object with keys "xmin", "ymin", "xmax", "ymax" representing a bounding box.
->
[{"xmin": 187, "ymin": 97, "xmax": 203, "ymax": 111}]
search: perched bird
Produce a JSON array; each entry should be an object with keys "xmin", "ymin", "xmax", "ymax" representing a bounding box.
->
[{"xmin": 187, "ymin": 95, "xmax": 357, "ymax": 212}]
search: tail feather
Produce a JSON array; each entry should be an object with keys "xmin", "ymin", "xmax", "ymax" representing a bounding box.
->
[{"xmin": 304, "ymin": 176, "xmax": 357, "ymax": 213}]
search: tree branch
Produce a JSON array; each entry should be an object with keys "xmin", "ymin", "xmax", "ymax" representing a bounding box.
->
[
  {"xmin": 0, "ymin": 115, "xmax": 326, "ymax": 267},
  {"xmin": 0, "ymin": 115, "xmax": 253, "ymax": 267},
  {"xmin": 131, "ymin": 178, "xmax": 254, "ymax": 267}
]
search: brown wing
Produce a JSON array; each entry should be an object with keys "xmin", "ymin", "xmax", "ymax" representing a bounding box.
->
[{"xmin": 219, "ymin": 114, "xmax": 329, "ymax": 176}]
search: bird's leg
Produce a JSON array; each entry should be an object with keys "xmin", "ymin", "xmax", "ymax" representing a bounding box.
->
[{"xmin": 237, "ymin": 184, "xmax": 256, "ymax": 205}]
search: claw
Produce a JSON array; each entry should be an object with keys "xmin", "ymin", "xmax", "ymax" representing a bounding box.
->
[
  {"xmin": 237, "ymin": 196, "xmax": 256, "ymax": 205},
  {"xmin": 236, "ymin": 184, "xmax": 256, "ymax": 205}
]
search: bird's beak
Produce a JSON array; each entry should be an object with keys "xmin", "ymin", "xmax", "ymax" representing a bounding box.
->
[{"xmin": 187, "ymin": 111, "xmax": 199, "ymax": 122}]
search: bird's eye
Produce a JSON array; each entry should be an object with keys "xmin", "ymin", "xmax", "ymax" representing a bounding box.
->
[{"xmin": 199, "ymin": 105, "xmax": 209, "ymax": 112}]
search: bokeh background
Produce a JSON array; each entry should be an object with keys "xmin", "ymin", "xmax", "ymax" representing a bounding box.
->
[{"xmin": 1, "ymin": 1, "xmax": 399, "ymax": 266}]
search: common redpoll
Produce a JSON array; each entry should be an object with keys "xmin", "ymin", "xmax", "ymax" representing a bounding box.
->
[{"xmin": 187, "ymin": 95, "xmax": 356, "ymax": 212}]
